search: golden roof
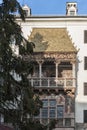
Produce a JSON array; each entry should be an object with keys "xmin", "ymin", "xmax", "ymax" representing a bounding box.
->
[{"xmin": 29, "ymin": 28, "xmax": 77, "ymax": 53}]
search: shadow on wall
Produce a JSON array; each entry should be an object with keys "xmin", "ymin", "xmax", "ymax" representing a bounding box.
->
[{"xmin": 30, "ymin": 32, "xmax": 49, "ymax": 52}]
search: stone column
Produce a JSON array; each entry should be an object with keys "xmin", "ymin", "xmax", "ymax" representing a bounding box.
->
[
  {"xmin": 37, "ymin": 60, "xmax": 44, "ymax": 86},
  {"xmin": 56, "ymin": 63, "xmax": 58, "ymax": 80},
  {"xmin": 37, "ymin": 60, "xmax": 44, "ymax": 78},
  {"xmin": 55, "ymin": 61, "xmax": 60, "ymax": 86},
  {"xmin": 39, "ymin": 63, "xmax": 42, "ymax": 78}
]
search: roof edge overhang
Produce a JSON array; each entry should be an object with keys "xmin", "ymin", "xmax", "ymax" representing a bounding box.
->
[
  {"xmin": 16, "ymin": 15, "xmax": 87, "ymax": 19},
  {"xmin": 33, "ymin": 51, "xmax": 77, "ymax": 54},
  {"xmin": 16, "ymin": 15, "xmax": 87, "ymax": 21}
]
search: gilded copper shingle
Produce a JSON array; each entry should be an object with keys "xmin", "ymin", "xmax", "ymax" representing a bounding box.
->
[{"xmin": 29, "ymin": 28, "xmax": 77, "ymax": 53}]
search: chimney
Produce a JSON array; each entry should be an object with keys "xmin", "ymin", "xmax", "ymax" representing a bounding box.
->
[
  {"xmin": 22, "ymin": 5, "xmax": 31, "ymax": 16},
  {"xmin": 66, "ymin": 2, "xmax": 78, "ymax": 16}
]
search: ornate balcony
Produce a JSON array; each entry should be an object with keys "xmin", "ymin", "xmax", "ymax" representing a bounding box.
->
[{"xmin": 29, "ymin": 77, "xmax": 76, "ymax": 89}]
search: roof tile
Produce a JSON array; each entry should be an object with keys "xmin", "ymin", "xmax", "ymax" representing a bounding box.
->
[{"xmin": 29, "ymin": 28, "xmax": 77, "ymax": 53}]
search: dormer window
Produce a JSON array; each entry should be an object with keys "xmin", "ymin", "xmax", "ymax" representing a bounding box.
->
[{"xmin": 70, "ymin": 10, "xmax": 75, "ymax": 16}]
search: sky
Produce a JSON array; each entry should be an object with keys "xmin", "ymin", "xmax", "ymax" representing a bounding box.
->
[
  {"xmin": 0, "ymin": 0, "xmax": 87, "ymax": 15},
  {"xmin": 17, "ymin": 0, "xmax": 87, "ymax": 15}
]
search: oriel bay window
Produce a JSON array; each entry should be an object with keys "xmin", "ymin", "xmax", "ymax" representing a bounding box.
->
[
  {"xmin": 41, "ymin": 98, "xmax": 64, "ymax": 120},
  {"xmin": 35, "ymin": 95, "xmax": 74, "ymax": 127},
  {"xmin": 29, "ymin": 60, "xmax": 75, "ymax": 88}
]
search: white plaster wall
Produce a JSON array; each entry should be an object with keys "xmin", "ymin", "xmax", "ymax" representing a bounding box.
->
[
  {"xmin": 19, "ymin": 17, "xmax": 87, "ymax": 124},
  {"xmin": 67, "ymin": 25, "xmax": 87, "ymax": 91},
  {"xmin": 21, "ymin": 23, "xmax": 32, "ymax": 39},
  {"xmin": 67, "ymin": 23, "xmax": 87, "ymax": 123}
]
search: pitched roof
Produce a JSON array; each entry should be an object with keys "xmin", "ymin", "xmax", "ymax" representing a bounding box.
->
[{"xmin": 29, "ymin": 28, "xmax": 77, "ymax": 53}]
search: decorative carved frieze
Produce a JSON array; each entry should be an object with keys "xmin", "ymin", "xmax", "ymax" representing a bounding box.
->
[
  {"xmin": 44, "ymin": 52, "xmax": 76, "ymax": 60},
  {"xmin": 24, "ymin": 52, "xmax": 77, "ymax": 63}
]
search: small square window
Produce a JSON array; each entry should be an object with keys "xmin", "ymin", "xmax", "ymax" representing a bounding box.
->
[
  {"xmin": 84, "ymin": 30, "xmax": 87, "ymax": 43},
  {"xmin": 70, "ymin": 10, "xmax": 75, "ymax": 16},
  {"xmin": 84, "ymin": 110, "xmax": 87, "ymax": 123},
  {"xmin": 84, "ymin": 57, "xmax": 87, "ymax": 70},
  {"xmin": 84, "ymin": 83, "xmax": 87, "ymax": 95}
]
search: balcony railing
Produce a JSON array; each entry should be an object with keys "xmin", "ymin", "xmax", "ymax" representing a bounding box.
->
[{"xmin": 28, "ymin": 77, "xmax": 75, "ymax": 88}]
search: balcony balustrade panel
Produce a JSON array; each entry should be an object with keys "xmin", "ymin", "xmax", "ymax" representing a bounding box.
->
[{"xmin": 29, "ymin": 77, "xmax": 75, "ymax": 88}]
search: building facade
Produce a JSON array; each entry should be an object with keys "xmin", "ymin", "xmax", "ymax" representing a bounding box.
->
[{"xmin": 16, "ymin": 2, "xmax": 87, "ymax": 130}]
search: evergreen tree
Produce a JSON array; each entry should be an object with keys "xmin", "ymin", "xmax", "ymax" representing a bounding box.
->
[{"xmin": 0, "ymin": 0, "xmax": 42, "ymax": 129}]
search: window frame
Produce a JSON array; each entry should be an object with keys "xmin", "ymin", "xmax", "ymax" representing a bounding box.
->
[
  {"xmin": 57, "ymin": 105, "xmax": 64, "ymax": 118},
  {"xmin": 84, "ymin": 110, "xmax": 87, "ymax": 123},
  {"xmin": 84, "ymin": 30, "xmax": 87, "ymax": 43},
  {"xmin": 49, "ymin": 107, "xmax": 56, "ymax": 118},
  {"xmin": 84, "ymin": 82, "xmax": 87, "ymax": 95},
  {"xmin": 84, "ymin": 57, "xmax": 87, "ymax": 70},
  {"xmin": 49, "ymin": 99, "xmax": 56, "ymax": 107},
  {"xmin": 41, "ymin": 107, "xmax": 48, "ymax": 118},
  {"xmin": 70, "ymin": 10, "xmax": 75, "ymax": 16}
]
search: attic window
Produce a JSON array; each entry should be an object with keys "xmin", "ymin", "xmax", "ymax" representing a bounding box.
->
[{"xmin": 70, "ymin": 10, "xmax": 75, "ymax": 16}]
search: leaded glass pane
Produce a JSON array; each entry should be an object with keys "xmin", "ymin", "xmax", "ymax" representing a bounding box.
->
[
  {"xmin": 57, "ymin": 105, "xmax": 63, "ymax": 118},
  {"xmin": 42, "ymin": 108, "xmax": 48, "ymax": 118},
  {"xmin": 42, "ymin": 99, "xmax": 48, "ymax": 107},
  {"xmin": 49, "ymin": 107, "xmax": 56, "ymax": 118},
  {"xmin": 49, "ymin": 99, "xmax": 56, "ymax": 107}
]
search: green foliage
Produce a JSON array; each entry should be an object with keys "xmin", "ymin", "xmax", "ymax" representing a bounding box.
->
[{"xmin": 0, "ymin": 0, "xmax": 42, "ymax": 130}]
